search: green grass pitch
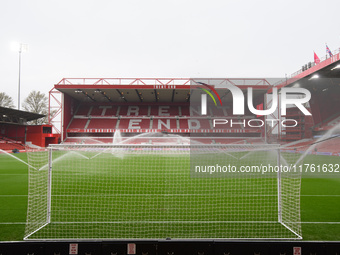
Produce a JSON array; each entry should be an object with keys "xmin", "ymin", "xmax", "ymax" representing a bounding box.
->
[{"xmin": 0, "ymin": 152, "xmax": 339, "ymax": 241}]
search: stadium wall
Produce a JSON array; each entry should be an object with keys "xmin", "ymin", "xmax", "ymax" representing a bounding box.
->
[{"xmin": 26, "ymin": 125, "xmax": 60, "ymax": 147}]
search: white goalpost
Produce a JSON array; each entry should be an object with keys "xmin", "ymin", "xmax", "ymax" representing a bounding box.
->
[{"xmin": 24, "ymin": 143, "xmax": 302, "ymax": 240}]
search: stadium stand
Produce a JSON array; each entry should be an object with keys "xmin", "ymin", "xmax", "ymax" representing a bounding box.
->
[
  {"xmin": 314, "ymin": 114, "xmax": 340, "ymax": 131},
  {"xmin": 87, "ymin": 118, "xmax": 117, "ymax": 129},
  {"xmin": 120, "ymin": 105, "xmax": 149, "ymax": 116},
  {"xmin": 315, "ymin": 138, "xmax": 340, "ymax": 153},
  {"xmin": 50, "ymin": 64, "xmax": 340, "ymax": 147},
  {"xmin": 65, "ymin": 103, "xmax": 262, "ymax": 140},
  {"xmin": 151, "ymin": 118, "xmax": 177, "ymax": 130},
  {"xmin": 0, "ymin": 106, "xmax": 59, "ymax": 149},
  {"xmin": 68, "ymin": 118, "xmax": 88, "ymax": 129},
  {"xmin": 0, "ymin": 136, "xmax": 26, "ymax": 151},
  {"xmin": 283, "ymin": 136, "xmax": 340, "ymax": 155}
]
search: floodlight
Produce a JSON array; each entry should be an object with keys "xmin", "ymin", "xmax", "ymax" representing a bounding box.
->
[
  {"xmin": 309, "ymin": 74, "xmax": 319, "ymax": 80},
  {"xmin": 20, "ymin": 43, "xmax": 29, "ymax": 52},
  {"xmin": 331, "ymin": 64, "xmax": 340, "ymax": 70},
  {"xmin": 10, "ymin": 42, "xmax": 29, "ymax": 52}
]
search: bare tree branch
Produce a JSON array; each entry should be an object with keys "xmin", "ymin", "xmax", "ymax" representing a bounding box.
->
[
  {"xmin": 0, "ymin": 92, "xmax": 15, "ymax": 108},
  {"xmin": 23, "ymin": 91, "xmax": 48, "ymax": 125}
]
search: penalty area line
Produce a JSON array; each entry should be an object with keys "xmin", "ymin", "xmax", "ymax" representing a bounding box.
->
[
  {"xmin": 1, "ymin": 194, "xmax": 340, "ymax": 198},
  {"xmin": 1, "ymin": 221, "xmax": 339, "ymax": 225}
]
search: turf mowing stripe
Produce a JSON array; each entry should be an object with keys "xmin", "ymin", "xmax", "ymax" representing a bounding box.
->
[
  {"xmin": 301, "ymin": 195, "xmax": 340, "ymax": 196},
  {"xmin": 0, "ymin": 174, "xmax": 27, "ymax": 175},
  {"xmin": 0, "ymin": 195, "xmax": 27, "ymax": 197}
]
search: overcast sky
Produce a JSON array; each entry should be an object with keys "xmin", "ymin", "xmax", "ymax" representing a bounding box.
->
[{"xmin": 1, "ymin": 0, "xmax": 340, "ymax": 107}]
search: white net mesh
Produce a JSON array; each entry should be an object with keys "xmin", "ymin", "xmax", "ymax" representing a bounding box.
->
[{"xmin": 25, "ymin": 144, "xmax": 302, "ymax": 240}]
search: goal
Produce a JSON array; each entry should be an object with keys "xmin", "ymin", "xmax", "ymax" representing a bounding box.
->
[{"xmin": 24, "ymin": 144, "xmax": 302, "ymax": 240}]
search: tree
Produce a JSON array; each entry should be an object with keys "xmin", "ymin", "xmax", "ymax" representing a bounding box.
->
[
  {"xmin": 22, "ymin": 90, "xmax": 48, "ymax": 125},
  {"xmin": 0, "ymin": 92, "xmax": 15, "ymax": 108}
]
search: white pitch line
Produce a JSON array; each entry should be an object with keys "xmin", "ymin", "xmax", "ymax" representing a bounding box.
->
[
  {"xmin": 301, "ymin": 222, "xmax": 340, "ymax": 224},
  {"xmin": 46, "ymin": 221, "xmax": 280, "ymax": 224},
  {"xmin": 0, "ymin": 194, "xmax": 283, "ymax": 197},
  {"xmin": 0, "ymin": 149, "xmax": 36, "ymax": 169},
  {"xmin": 1, "ymin": 194, "xmax": 340, "ymax": 197},
  {"xmin": 0, "ymin": 221, "xmax": 339, "ymax": 225},
  {"xmin": 0, "ymin": 222, "xmax": 26, "ymax": 224}
]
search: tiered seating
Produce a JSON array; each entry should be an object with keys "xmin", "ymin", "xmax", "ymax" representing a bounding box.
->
[
  {"xmin": 329, "ymin": 116, "xmax": 340, "ymax": 126},
  {"xmin": 178, "ymin": 119, "xmax": 215, "ymax": 130},
  {"xmin": 180, "ymin": 106, "xmax": 190, "ymax": 116},
  {"xmin": 87, "ymin": 119, "xmax": 117, "ymax": 129},
  {"xmin": 119, "ymin": 106, "xmax": 149, "ymax": 116},
  {"xmin": 150, "ymin": 106, "xmax": 179, "ymax": 116},
  {"xmin": 63, "ymin": 137, "xmax": 114, "ymax": 144},
  {"xmin": 283, "ymin": 139, "xmax": 314, "ymax": 151},
  {"xmin": 182, "ymin": 106, "xmax": 244, "ymax": 117},
  {"xmin": 209, "ymin": 138, "xmax": 265, "ymax": 144},
  {"xmin": 90, "ymin": 106, "xmax": 118, "ymax": 116},
  {"xmin": 315, "ymin": 138, "xmax": 340, "ymax": 153},
  {"xmin": 314, "ymin": 115, "xmax": 340, "ymax": 131},
  {"xmin": 66, "ymin": 104, "xmax": 263, "ymax": 137},
  {"xmin": 283, "ymin": 137, "xmax": 340, "ymax": 154},
  {"xmin": 90, "ymin": 106, "xmax": 104, "ymax": 116},
  {"xmin": 76, "ymin": 105, "xmax": 118, "ymax": 116},
  {"xmin": 152, "ymin": 119, "xmax": 177, "ymax": 130},
  {"xmin": 211, "ymin": 107, "xmax": 232, "ymax": 117},
  {"xmin": 68, "ymin": 119, "xmax": 88, "ymax": 129},
  {"xmin": 193, "ymin": 138, "xmax": 246, "ymax": 144},
  {"xmin": 118, "ymin": 118, "xmax": 150, "ymax": 130},
  {"xmin": 0, "ymin": 137, "xmax": 26, "ymax": 151},
  {"xmin": 179, "ymin": 119, "xmax": 189, "ymax": 129},
  {"xmin": 76, "ymin": 106, "xmax": 91, "ymax": 115}
]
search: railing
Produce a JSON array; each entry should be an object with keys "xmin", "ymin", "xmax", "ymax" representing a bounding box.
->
[
  {"xmin": 56, "ymin": 78, "xmax": 192, "ymax": 86},
  {"xmin": 274, "ymin": 47, "xmax": 340, "ymax": 87},
  {"xmin": 56, "ymin": 78, "xmax": 274, "ymax": 87}
]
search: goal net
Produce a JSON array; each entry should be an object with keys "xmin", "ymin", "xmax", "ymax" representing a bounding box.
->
[{"xmin": 24, "ymin": 143, "xmax": 302, "ymax": 240}]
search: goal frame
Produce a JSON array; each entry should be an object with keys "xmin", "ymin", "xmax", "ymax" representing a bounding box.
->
[{"xmin": 24, "ymin": 143, "xmax": 302, "ymax": 240}]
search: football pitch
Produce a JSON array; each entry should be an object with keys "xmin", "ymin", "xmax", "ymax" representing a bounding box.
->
[{"xmin": 0, "ymin": 151, "xmax": 339, "ymax": 241}]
